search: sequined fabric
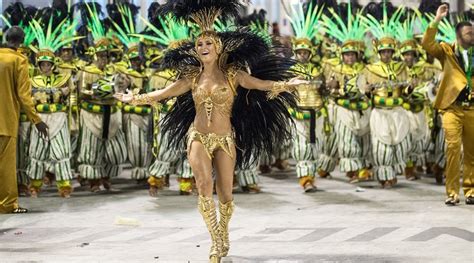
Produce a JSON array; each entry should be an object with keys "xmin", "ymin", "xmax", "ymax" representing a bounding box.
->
[
  {"xmin": 187, "ymin": 125, "xmax": 235, "ymax": 159},
  {"xmin": 192, "ymin": 82, "xmax": 235, "ymax": 127}
]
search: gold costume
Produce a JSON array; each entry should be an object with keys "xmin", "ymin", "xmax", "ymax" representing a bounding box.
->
[
  {"xmin": 422, "ymin": 25, "xmax": 474, "ymax": 200},
  {"xmin": 31, "ymin": 73, "xmax": 73, "ymax": 109},
  {"xmin": 324, "ymin": 62, "xmax": 370, "ymax": 110},
  {"xmin": 292, "ymin": 62, "xmax": 324, "ymax": 109},
  {"xmin": 78, "ymin": 64, "xmax": 117, "ymax": 107},
  {"xmin": 191, "ymin": 69, "xmax": 236, "ymax": 127},
  {"xmin": 185, "ymin": 68, "xmax": 237, "ymax": 160},
  {"xmin": 187, "ymin": 125, "xmax": 235, "ymax": 160},
  {"xmin": 0, "ymin": 48, "xmax": 41, "ymax": 213},
  {"xmin": 362, "ymin": 61, "xmax": 409, "ymax": 108}
]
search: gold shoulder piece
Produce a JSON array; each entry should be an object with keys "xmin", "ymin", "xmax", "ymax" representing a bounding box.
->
[
  {"xmin": 51, "ymin": 72, "xmax": 71, "ymax": 88},
  {"xmin": 74, "ymin": 59, "xmax": 87, "ymax": 70},
  {"xmin": 105, "ymin": 64, "xmax": 117, "ymax": 75},
  {"xmin": 226, "ymin": 64, "xmax": 241, "ymax": 94},
  {"xmin": 366, "ymin": 63, "xmax": 389, "ymax": 79},
  {"xmin": 310, "ymin": 64, "xmax": 322, "ymax": 78},
  {"xmin": 392, "ymin": 62, "xmax": 407, "ymax": 75},
  {"xmin": 31, "ymin": 75, "xmax": 47, "ymax": 88},
  {"xmin": 322, "ymin": 57, "xmax": 340, "ymax": 68},
  {"xmin": 122, "ymin": 68, "xmax": 147, "ymax": 79},
  {"xmin": 180, "ymin": 66, "xmax": 201, "ymax": 83},
  {"xmin": 83, "ymin": 65, "xmax": 104, "ymax": 75},
  {"xmin": 58, "ymin": 62, "xmax": 76, "ymax": 70}
]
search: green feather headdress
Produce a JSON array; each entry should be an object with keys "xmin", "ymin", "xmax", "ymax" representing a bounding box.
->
[
  {"xmin": 249, "ymin": 20, "xmax": 271, "ymax": 45},
  {"xmin": 363, "ymin": 1, "xmax": 405, "ymax": 51},
  {"xmin": 421, "ymin": 13, "xmax": 457, "ymax": 44},
  {"xmin": 414, "ymin": 9, "xmax": 430, "ymax": 37},
  {"xmin": 29, "ymin": 16, "xmax": 82, "ymax": 63},
  {"xmin": 214, "ymin": 18, "xmax": 237, "ymax": 32},
  {"xmin": 394, "ymin": 13, "xmax": 418, "ymax": 54},
  {"xmin": 109, "ymin": 4, "xmax": 141, "ymax": 49},
  {"xmin": 321, "ymin": 2, "xmax": 368, "ymax": 53},
  {"xmin": 286, "ymin": 1, "xmax": 324, "ymax": 50},
  {"xmin": 85, "ymin": 2, "xmax": 109, "ymax": 52},
  {"xmin": 134, "ymin": 14, "xmax": 190, "ymax": 49},
  {"xmin": 1, "ymin": 14, "xmax": 37, "ymax": 52},
  {"xmin": 435, "ymin": 17, "xmax": 456, "ymax": 44}
]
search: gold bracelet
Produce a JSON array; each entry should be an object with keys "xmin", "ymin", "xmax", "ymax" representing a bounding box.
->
[
  {"xmin": 267, "ymin": 81, "xmax": 289, "ymax": 100},
  {"xmin": 131, "ymin": 93, "xmax": 156, "ymax": 106}
]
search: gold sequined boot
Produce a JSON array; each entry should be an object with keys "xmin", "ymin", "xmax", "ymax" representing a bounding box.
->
[
  {"xmin": 198, "ymin": 195, "xmax": 221, "ymax": 263},
  {"xmin": 218, "ymin": 200, "xmax": 234, "ymax": 257}
]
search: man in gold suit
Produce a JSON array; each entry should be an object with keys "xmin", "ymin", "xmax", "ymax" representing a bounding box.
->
[
  {"xmin": 0, "ymin": 26, "xmax": 48, "ymax": 213},
  {"xmin": 422, "ymin": 4, "xmax": 474, "ymax": 205}
]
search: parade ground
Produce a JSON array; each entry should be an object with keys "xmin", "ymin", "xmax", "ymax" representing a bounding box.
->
[{"xmin": 1, "ymin": 167, "xmax": 473, "ymax": 262}]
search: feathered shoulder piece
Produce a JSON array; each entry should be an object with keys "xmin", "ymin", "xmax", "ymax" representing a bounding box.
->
[{"xmin": 158, "ymin": 0, "xmax": 244, "ymax": 31}]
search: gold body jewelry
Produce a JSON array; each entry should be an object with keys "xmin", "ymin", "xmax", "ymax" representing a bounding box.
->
[
  {"xmin": 187, "ymin": 125, "xmax": 235, "ymax": 160},
  {"xmin": 131, "ymin": 93, "xmax": 156, "ymax": 106},
  {"xmin": 191, "ymin": 69, "xmax": 236, "ymax": 127}
]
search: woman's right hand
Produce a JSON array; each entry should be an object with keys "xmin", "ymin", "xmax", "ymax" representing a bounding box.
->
[{"xmin": 113, "ymin": 89, "xmax": 134, "ymax": 103}]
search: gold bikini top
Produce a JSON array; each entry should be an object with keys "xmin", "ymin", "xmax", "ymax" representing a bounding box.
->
[{"xmin": 192, "ymin": 69, "xmax": 237, "ymax": 126}]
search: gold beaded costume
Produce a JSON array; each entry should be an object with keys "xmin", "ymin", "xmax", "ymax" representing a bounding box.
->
[{"xmin": 132, "ymin": 1, "xmax": 299, "ymax": 262}]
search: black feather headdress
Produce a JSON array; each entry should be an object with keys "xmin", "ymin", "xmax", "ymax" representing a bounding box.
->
[
  {"xmin": 106, "ymin": 2, "xmax": 139, "ymax": 32},
  {"xmin": 147, "ymin": 2, "xmax": 163, "ymax": 30},
  {"xmin": 418, "ymin": 0, "xmax": 443, "ymax": 15},
  {"xmin": 158, "ymin": 0, "xmax": 245, "ymax": 31},
  {"xmin": 73, "ymin": 1, "xmax": 103, "ymax": 27},
  {"xmin": 2, "ymin": 2, "xmax": 38, "ymax": 28}
]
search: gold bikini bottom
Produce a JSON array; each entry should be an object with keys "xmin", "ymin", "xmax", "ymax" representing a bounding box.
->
[{"xmin": 187, "ymin": 125, "xmax": 235, "ymax": 159}]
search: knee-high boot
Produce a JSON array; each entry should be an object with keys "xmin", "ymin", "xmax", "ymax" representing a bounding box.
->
[
  {"xmin": 198, "ymin": 195, "xmax": 221, "ymax": 263},
  {"xmin": 218, "ymin": 200, "xmax": 234, "ymax": 257}
]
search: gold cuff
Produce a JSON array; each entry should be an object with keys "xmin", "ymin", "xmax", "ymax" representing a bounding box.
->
[
  {"xmin": 267, "ymin": 81, "xmax": 291, "ymax": 100},
  {"xmin": 131, "ymin": 93, "xmax": 156, "ymax": 106}
]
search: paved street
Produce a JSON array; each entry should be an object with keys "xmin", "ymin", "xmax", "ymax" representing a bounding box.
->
[{"xmin": 1, "ymin": 167, "xmax": 473, "ymax": 263}]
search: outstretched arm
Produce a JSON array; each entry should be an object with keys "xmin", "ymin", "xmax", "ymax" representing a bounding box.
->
[
  {"xmin": 236, "ymin": 70, "xmax": 307, "ymax": 98},
  {"xmin": 114, "ymin": 78, "xmax": 192, "ymax": 105},
  {"xmin": 421, "ymin": 4, "xmax": 448, "ymax": 61},
  {"xmin": 236, "ymin": 70, "xmax": 275, "ymax": 91}
]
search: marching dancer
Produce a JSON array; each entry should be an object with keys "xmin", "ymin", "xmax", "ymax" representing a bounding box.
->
[{"xmin": 26, "ymin": 18, "xmax": 79, "ymax": 198}]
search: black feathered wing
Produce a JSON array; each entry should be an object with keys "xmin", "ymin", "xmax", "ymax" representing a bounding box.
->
[{"xmin": 160, "ymin": 30, "xmax": 297, "ymax": 168}]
